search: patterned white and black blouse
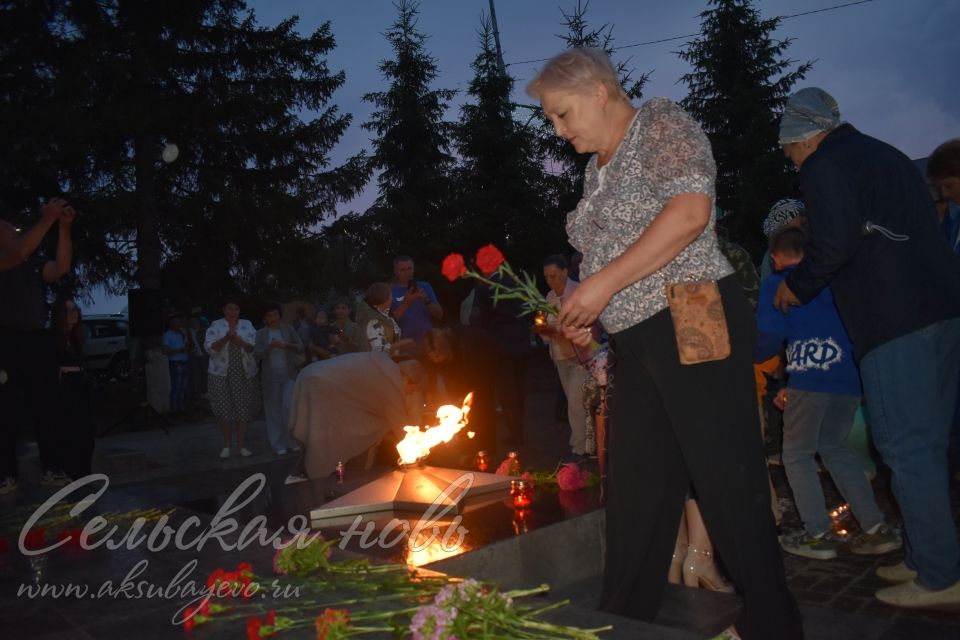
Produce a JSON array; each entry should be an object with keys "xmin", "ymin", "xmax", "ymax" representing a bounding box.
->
[{"xmin": 566, "ymin": 97, "xmax": 733, "ymax": 334}]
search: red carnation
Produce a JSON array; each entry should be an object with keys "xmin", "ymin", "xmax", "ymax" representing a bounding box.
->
[
  {"xmin": 23, "ymin": 527, "xmax": 45, "ymax": 551},
  {"xmin": 57, "ymin": 528, "xmax": 83, "ymax": 549},
  {"xmin": 246, "ymin": 616, "xmax": 262, "ymax": 640},
  {"xmin": 475, "ymin": 244, "xmax": 505, "ymax": 275},
  {"xmin": 441, "ymin": 253, "xmax": 467, "ymax": 282},
  {"xmin": 183, "ymin": 607, "xmax": 196, "ymax": 631}
]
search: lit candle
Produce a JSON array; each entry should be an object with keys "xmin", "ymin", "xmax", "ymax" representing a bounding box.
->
[{"xmin": 475, "ymin": 450, "xmax": 489, "ymax": 472}]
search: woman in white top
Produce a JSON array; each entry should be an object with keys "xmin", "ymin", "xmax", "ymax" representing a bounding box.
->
[{"xmin": 204, "ymin": 296, "xmax": 260, "ymax": 458}]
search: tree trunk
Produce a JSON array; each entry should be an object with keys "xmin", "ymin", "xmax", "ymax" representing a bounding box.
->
[{"xmin": 135, "ymin": 135, "xmax": 161, "ymax": 292}]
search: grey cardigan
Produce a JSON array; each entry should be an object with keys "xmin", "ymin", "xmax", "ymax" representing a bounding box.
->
[{"xmin": 254, "ymin": 322, "xmax": 304, "ymax": 382}]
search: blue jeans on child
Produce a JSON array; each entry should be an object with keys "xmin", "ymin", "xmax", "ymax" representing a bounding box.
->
[
  {"xmin": 782, "ymin": 389, "xmax": 884, "ymax": 537},
  {"xmin": 859, "ymin": 317, "xmax": 960, "ymax": 590}
]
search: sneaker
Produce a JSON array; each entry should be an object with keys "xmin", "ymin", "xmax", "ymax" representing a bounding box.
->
[
  {"xmin": 850, "ymin": 524, "xmax": 901, "ymax": 556},
  {"xmin": 275, "ymin": 448, "xmax": 288, "ymax": 456},
  {"xmin": 284, "ymin": 473, "xmax": 308, "ymax": 485},
  {"xmin": 876, "ymin": 579, "xmax": 960, "ymax": 609},
  {"xmin": 40, "ymin": 471, "xmax": 71, "ymax": 487},
  {"xmin": 780, "ymin": 531, "xmax": 838, "ymax": 560},
  {"xmin": 709, "ymin": 626, "xmax": 742, "ymax": 640},
  {"xmin": 289, "ymin": 444, "xmax": 302, "ymax": 453},
  {"xmin": 239, "ymin": 448, "xmax": 253, "ymax": 458},
  {"xmin": 219, "ymin": 447, "xmax": 231, "ymax": 459},
  {"xmin": 0, "ymin": 477, "xmax": 18, "ymax": 495},
  {"xmin": 877, "ymin": 561, "xmax": 918, "ymax": 583}
]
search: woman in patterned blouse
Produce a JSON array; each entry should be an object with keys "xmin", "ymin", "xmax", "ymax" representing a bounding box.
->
[{"xmin": 527, "ymin": 48, "xmax": 801, "ymax": 640}]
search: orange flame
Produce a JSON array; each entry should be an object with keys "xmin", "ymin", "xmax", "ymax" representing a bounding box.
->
[{"xmin": 396, "ymin": 393, "xmax": 474, "ymax": 465}]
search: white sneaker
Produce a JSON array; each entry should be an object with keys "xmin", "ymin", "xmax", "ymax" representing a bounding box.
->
[
  {"xmin": 284, "ymin": 473, "xmax": 308, "ymax": 485},
  {"xmin": 275, "ymin": 448, "xmax": 288, "ymax": 456},
  {"xmin": 40, "ymin": 471, "xmax": 71, "ymax": 487},
  {"xmin": 239, "ymin": 448, "xmax": 253, "ymax": 458},
  {"xmin": 289, "ymin": 444, "xmax": 302, "ymax": 453},
  {"xmin": 0, "ymin": 477, "xmax": 18, "ymax": 495},
  {"xmin": 219, "ymin": 447, "xmax": 231, "ymax": 459}
]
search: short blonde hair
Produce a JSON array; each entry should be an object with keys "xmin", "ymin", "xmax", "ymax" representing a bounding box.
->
[{"xmin": 526, "ymin": 47, "xmax": 628, "ymax": 102}]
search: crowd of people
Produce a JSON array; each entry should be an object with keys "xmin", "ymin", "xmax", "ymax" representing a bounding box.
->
[{"xmin": 2, "ymin": 44, "xmax": 959, "ymax": 640}]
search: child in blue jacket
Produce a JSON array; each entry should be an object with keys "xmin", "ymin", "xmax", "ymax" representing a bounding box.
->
[{"xmin": 757, "ymin": 226, "xmax": 899, "ymax": 560}]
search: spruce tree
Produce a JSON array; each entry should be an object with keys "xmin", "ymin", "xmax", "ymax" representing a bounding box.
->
[
  {"xmin": 679, "ymin": 0, "xmax": 811, "ymax": 259},
  {"xmin": 540, "ymin": 1, "xmax": 651, "ymax": 222},
  {"xmin": 360, "ymin": 0, "xmax": 457, "ymax": 265},
  {"xmin": 452, "ymin": 16, "xmax": 556, "ymax": 272},
  {"xmin": 1, "ymin": 0, "xmax": 369, "ymax": 303}
]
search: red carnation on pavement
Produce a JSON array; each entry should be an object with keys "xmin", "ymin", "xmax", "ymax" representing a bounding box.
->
[
  {"xmin": 441, "ymin": 253, "xmax": 467, "ymax": 282},
  {"xmin": 475, "ymin": 244, "xmax": 505, "ymax": 275},
  {"xmin": 183, "ymin": 607, "xmax": 197, "ymax": 632},
  {"xmin": 315, "ymin": 609, "xmax": 350, "ymax": 640},
  {"xmin": 57, "ymin": 528, "xmax": 84, "ymax": 549},
  {"xmin": 23, "ymin": 527, "xmax": 45, "ymax": 551},
  {"xmin": 246, "ymin": 616, "xmax": 262, "ymax": 640}
]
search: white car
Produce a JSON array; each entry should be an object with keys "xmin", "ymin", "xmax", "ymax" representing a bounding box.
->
[{"xmin": 81, "ymin": 314, "xmax": 130, "ymax": 380}]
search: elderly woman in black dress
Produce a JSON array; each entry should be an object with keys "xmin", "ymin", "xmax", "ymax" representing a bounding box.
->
[{"xmin": 528, "ymin": 48, "xmax": 801, "ymax": 639}]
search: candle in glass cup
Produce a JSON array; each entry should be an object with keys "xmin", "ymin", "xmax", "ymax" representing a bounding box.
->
[
  {"xmin": 475, "ymin": 450, "xmax": 489, "ymax": 472},
  {"xmin": 507, "ymin": 450, "xmax": 521, "ymax": 476},
  {"xmin": 510, "ymin": 479, "xmax": 532, "ymax": 507}
]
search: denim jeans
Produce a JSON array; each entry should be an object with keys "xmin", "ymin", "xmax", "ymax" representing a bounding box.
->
[
  {"xmin": 782, "ymin": 389, "xmax": 884, "ymax": 537},
  {"xmin": 168, "ymin": 361, "xmax": 189, "ymax": 413},
  {"xmin": 860, "ymin": 317, "xmax": 960, "ymax": 589}
]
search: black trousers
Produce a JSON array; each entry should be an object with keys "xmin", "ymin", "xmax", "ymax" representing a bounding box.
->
[
  {"xmin": 0, "ymin": 329, "xmax": 58, "ymax": 478},
  {"xmin": 600, "ymin": 275, "xmax": 802, "ymax": 640},
  {"xmin": 56, "ymin": 371, "xmax": 95, "ymax": 479}
]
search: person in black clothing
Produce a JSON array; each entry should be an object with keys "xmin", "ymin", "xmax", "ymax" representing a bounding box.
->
[
  {"xmin": 472, "ymin": 273, "xmax": 532, "ymax": 446},
  {"xmin": 420, "ymin": 326, "xmax": 500, "ymax": 460},
  {"xmin": 51, "ymin": 297, "xmax": 95, "ymax": 480},
  {"xmin": 0, "ymin": 198, "xmax": 76, "ymax": 493}
]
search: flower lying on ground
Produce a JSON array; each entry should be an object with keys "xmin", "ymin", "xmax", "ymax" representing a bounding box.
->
[
  {"xmin": 529, "ymin": 464, "xmax": 601, "ymax": 492},
  {"xmin": 315, "ymin": 608, "xmax": 350, "ymax": 640},
  {"xmin": 272, "ymin": 532, "xmax": 334, "ymax": 576},
  {"xmin": 206, "ymin": 561, "xmax": 256, "ymax": 599},
  {"xmin": 556, "ymin": 464, "xmax": 591, "ymax": 491}
]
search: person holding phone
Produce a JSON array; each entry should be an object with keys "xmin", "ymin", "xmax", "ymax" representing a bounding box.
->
[{"xmin": 390, "ymin": 255, "xmax": 442, "ymax": 346}]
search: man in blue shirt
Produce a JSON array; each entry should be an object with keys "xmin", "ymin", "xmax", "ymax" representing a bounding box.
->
[
  {"xmin": 162, "ymin": 314, "xmax": 191, "ymax": 415},
  {"xmin": 389, "ymin": 255, "xmax": 442, "ymax": 346}
]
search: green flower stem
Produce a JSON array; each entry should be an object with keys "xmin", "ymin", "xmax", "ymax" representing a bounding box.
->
[
  {"xmin": 520, "ymin": 598, "xmax": 571, "ymax": 617},
  {"xmin": 503, "ymin": 584, "xmax": 551, "ymax": 599},
  {"xmin": 519, "ymin": 618, "xmax": 614, "ymax": 638},
  {"xmin": 460, "ymin": 262, "xmax": 559, "ymax": 317}
]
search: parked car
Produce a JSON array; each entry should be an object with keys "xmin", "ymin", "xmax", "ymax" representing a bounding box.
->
[{"xmin": 81, "ymin": 313, "xmax": 130, "ymax": 380}]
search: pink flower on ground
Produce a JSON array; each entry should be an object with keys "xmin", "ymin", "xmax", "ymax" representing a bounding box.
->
[{"xmin": 556, "ymin": 463, "xmax": 588, "ymax": 491}]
